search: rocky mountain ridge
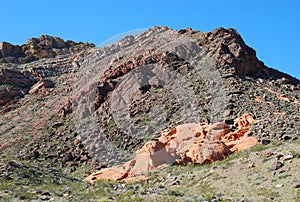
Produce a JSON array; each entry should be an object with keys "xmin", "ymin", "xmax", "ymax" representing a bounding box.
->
[
  {"xmin": 0, "ymin": 26, "xmax": 299, "ymax": 201},
  {"xmin": 0, "ymin": 35, "xmax": 95, "ymax": 64},
  {"xmin": 0, "ymin": 35, "xmax": 94, "ymax": 109}
]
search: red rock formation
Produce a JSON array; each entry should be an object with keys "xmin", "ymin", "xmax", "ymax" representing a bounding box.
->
[
  {"xmin": 0, "ymin": 35, "xmax": 94, "ymax": 64},
  {"xmin": 84, "ymin": 114, "xmax": 258, "ymax": 184},
  {"xmin": 84, "ymin": 141, "xmax": 174, "ymax": 183},
  {"xmin": 221, "ymin": 114, "xmax": 258, "ymax": 152},
  {"xmin": 233, "ymin": 113, "xmax": 256, "ymax": 128}
]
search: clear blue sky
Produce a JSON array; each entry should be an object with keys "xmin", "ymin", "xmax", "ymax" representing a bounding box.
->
[{"xmin": 1, "ymin": 0, "xmax": 299, "ymax": 79}]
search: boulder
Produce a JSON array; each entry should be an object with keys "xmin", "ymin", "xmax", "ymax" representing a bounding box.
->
[
  {"xmin": 185, "ymin": 140, "xmax": 232, "ymax": 164},
  {"xmin": 84, "ymin": 114, "xmax": 258, "ymax": 183},
  {"xmin": 28, "ymin": 79, "xmax": 55, "ymax": 94},
  {"xmin": 84, "ymin": 141, "xmax": 174, "ymax": 183},
  {"xmin": 233, "ymin": 113, "xmax": 256, "ymax": 128}
]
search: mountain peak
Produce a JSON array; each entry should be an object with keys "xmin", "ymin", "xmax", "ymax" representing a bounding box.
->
[{"xmin": 0, "ymin": 26, "xmax": 299, "ymax": 201}]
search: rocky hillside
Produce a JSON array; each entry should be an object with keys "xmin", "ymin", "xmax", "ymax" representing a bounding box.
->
[
  {"xmin": 0, "ymin": 27, "xmax": 299, "ymax": 201},
  {"xmin": 0, "ymin": 35, "xmax": 94, "ymax": 109}
]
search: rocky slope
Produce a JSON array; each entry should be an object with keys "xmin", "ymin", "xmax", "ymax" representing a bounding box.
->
[
  {"xmin": 0, "ymin": 27, "xmax": 299, "ymax": 201},
  {"xmin": 0, "ymin": 35, "xmax": 94, "ymax": 110}
]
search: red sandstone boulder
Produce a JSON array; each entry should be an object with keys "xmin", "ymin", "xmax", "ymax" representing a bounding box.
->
[{"xmin": 84, "ymin": 114, "xmax": 259, "ymax": 183}]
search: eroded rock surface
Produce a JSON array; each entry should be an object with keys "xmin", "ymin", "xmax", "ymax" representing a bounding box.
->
[
  {"xmin": 0, "ymin": 68, "xmax": 35, "ymax": 106},
  {"xmin": 194, "ymin": 28, "xmax": 265, "ymax": 76},
  {"xmin": 0, "ymin": 36, "xmax": 95, "ymax": 109},
  {"xmin": 84, "ymin": 114, "xmax": 258, "ymax": 183},
  {"xmin": 0, "ymin": 35, "xmax": 95, "ymax": 64}
]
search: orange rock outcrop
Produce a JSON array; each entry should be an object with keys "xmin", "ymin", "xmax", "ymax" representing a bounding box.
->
[{"xmin": 84, "ymin": 114, "xmax": 258, "ymax": 184}]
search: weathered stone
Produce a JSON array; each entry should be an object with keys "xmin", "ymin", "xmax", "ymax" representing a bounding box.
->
[
  {"xmin": 0, "ymin": 68, "xmax": 35, "ymax": 106},
  {"xmin": 84, "ymin": 114, "xmax": 258, "ymax": 183},
  {"xmin": 282, "ymin": 155, "xmax": 294, "ymax": 161},
  {"xmin": 0, "ymin": 35, "xmax": 95, "ymax": 64},
  {"xmin": 28, "ymin": 79, "xmax": 55, "ymax": 94},
  {"xmin": 293, "ymin": 182, "xmax": 300, "ymax": 189},
  {"xmin": 194, "ymin": 28, "xmax": 266, "ymax": 76},
  {"xmin": 0, "ymin": 42, "xmax": 24, "ymax": 58},
  {"xmin": 272, "ymin": 161, "xmax": 284, "ymax": 170},
  {"xmin": 261, "ymin": 139, "xmax": 271, "ymax": 145}
]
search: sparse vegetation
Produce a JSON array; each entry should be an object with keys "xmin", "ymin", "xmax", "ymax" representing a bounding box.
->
[{"xmin": 1, "ymin": 27, "xmax": 300, "ymax": 201}]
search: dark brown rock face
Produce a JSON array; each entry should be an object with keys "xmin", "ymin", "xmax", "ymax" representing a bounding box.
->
[
  {"xmin": 194, "ymin": 27, "xmax": 264, "ymax": 76},
  {"xmin": 0, "ymin": 42, "xmax": 24, "ymax": 58},
  {"xmin": 0, "ymin": 69, "xmax": 35, "ymax": 106},
  {"xmin": 0, "ymin": 68, "xmax": 34, "ymax": 87}
]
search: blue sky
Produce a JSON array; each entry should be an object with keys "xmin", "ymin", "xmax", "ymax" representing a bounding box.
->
[{"xmin": 1, "ymin": 0, "xmax": 299, "ymax": 79}]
